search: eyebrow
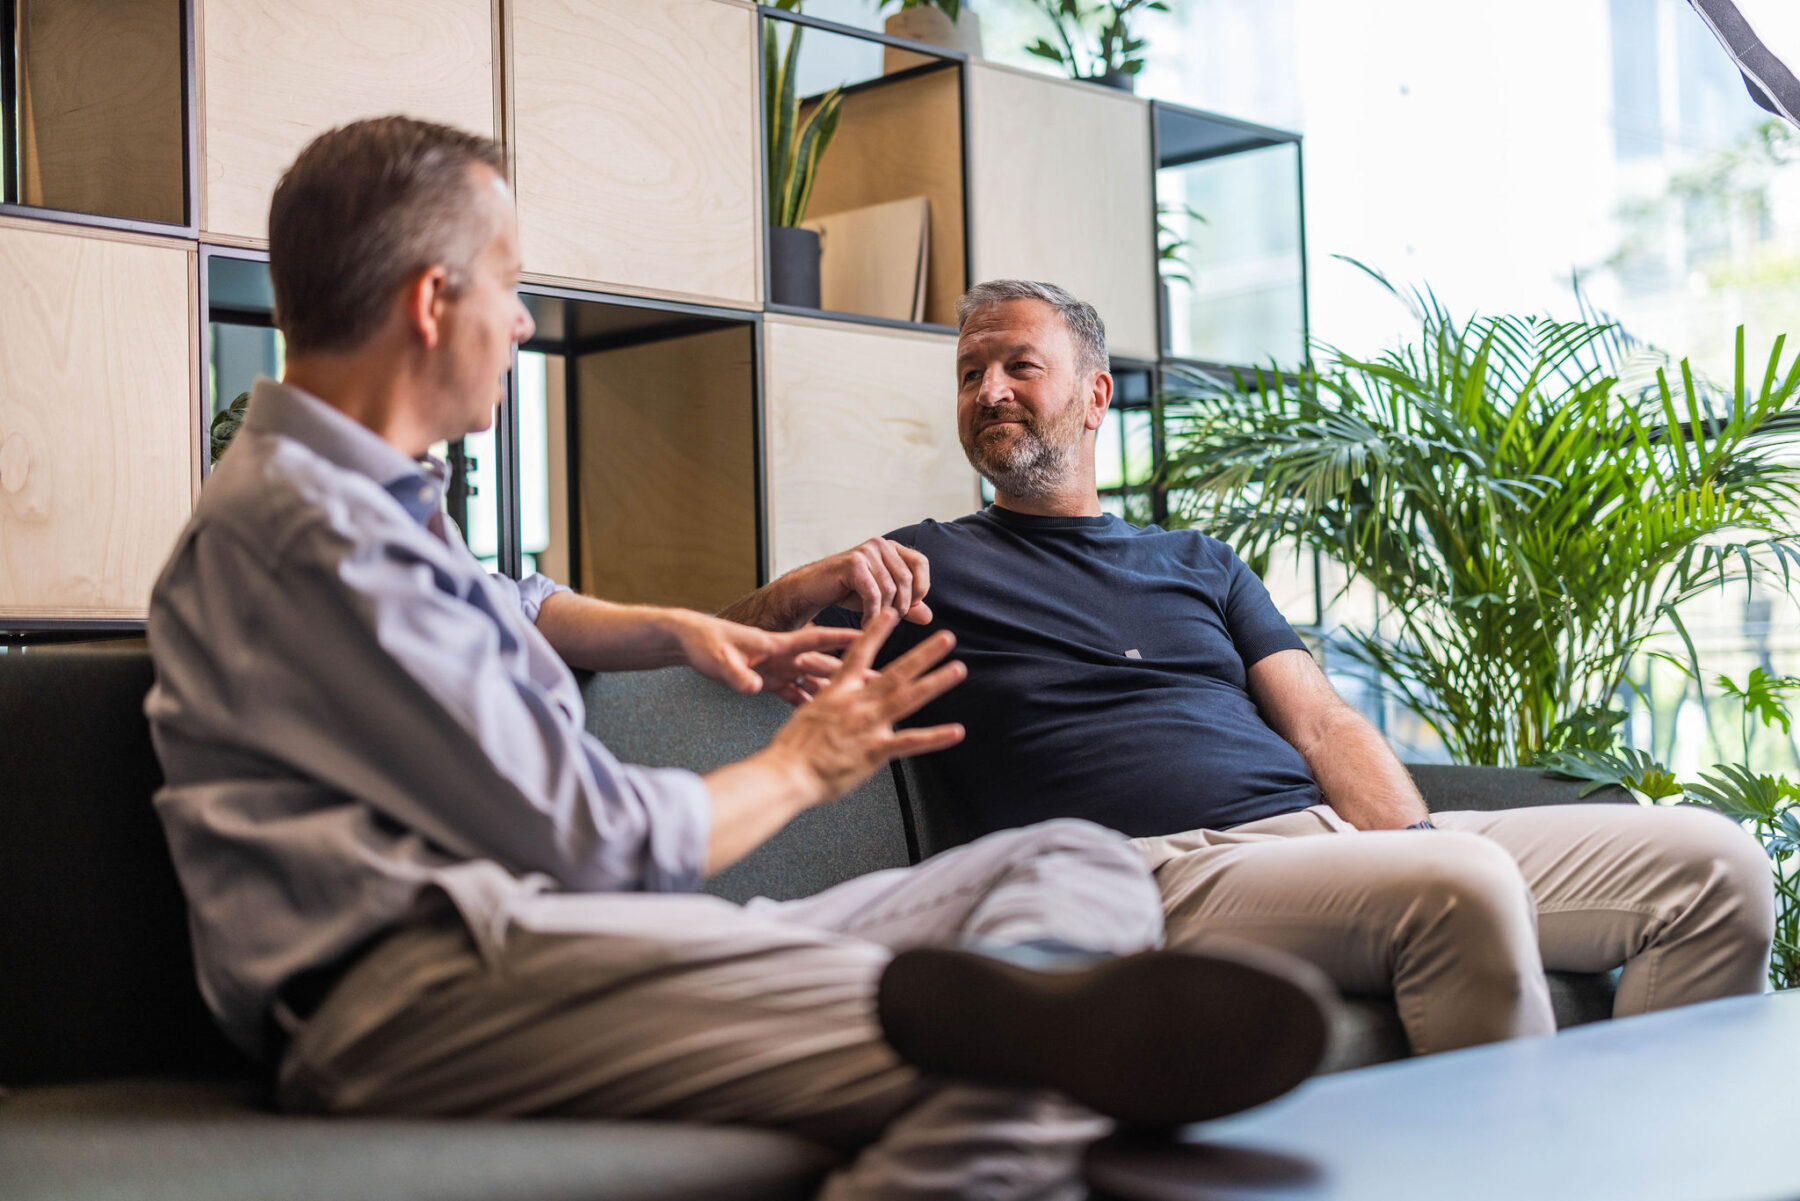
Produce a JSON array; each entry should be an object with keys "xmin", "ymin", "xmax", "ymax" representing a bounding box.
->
[{"xmin": 957, "ymin": 340, "xmax": 1040, "ymax": 369}]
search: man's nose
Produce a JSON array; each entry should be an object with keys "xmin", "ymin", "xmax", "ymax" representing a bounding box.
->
[
  {"xmin": 976, "ymin": 368, "xmax": 1011, "ymax": 405},
  {"xmin": 514, "ymin": 298, "xmax": 536, "ymax": 344}
]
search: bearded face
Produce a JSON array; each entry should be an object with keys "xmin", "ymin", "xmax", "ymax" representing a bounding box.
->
[{"xmin": 959, "ymin": 384, "xmax": 1090, "ymax": 500}]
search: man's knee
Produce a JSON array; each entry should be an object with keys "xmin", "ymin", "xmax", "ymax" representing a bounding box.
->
[
  {"xmin": 1393, "ymin": 832, "xmax": 1537, "ymax": 938},
  {"xmin": 1651, "ymin": 805, "xmax": 1776, "ymax": 942},
  {"xmin": 976, "ymin": 818, "xmax": 1140, "ymax": 872}
]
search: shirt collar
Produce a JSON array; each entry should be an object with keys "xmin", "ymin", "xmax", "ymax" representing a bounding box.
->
[{"xmin": 242, "ymin": 378, "xmax": 448, "ymax": 528}]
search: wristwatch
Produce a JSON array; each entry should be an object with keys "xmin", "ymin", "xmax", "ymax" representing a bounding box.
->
[{"xmin": 1406, "ymin": 818, "xmax": 1436, "ymax": 830}]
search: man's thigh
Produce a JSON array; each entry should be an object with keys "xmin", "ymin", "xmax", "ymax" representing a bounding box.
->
[
  {"xmin": 748, "ymin": 819, "xmax": 1162, "ymax": 954},
  {"xmin": 1141, "ymin": 809, "xmax": 1535, "ymax": 995},
  {"xmin": 1431, "ymin": 802, "xmax": 1768, "ymax": 974},
  {"xmin": 279, "ymin": 892, "xmax": 920, "ymax": 1148}
]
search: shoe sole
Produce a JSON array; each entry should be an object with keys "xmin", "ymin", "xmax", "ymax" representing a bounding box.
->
[{"xmin": 876, "ymin": 943, "xmax": 1332, "ymax": 1127}]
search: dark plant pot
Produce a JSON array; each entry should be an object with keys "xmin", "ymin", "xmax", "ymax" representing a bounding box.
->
[
  {"xmin": 1086, "ymin": 70, "xmax": 1137, "ymax": 93},
  {"xmin": 770, "ymin": 225, "xmax": 822, "ymax": 309}
]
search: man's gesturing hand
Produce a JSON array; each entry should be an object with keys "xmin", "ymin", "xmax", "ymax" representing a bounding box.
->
[
  {"xmin": 700, "ymin": 610, "xmax": 964, "ymax": 874},
  {"xmin": 676, "ymin": 613, "xmax": 856, "ymax": 705},
  {"xmin": 765, "ymin": 609, "xmax": 965, "ymax": 801}
]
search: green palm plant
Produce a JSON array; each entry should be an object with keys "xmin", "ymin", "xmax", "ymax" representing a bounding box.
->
[
  {"xmin": 1161, "ymin": 263, "xmax": 1800, "ymax": 765},
  {"xmin": 764, "ymin": 3, "xmax": 844, "ymax": 227}
]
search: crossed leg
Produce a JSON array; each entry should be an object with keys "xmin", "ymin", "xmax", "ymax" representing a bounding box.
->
[
  {"xmin": 276, "ymin": 820, "xmax": 1158, "ymax": 1200},
  {"xmin": 1140, "ymin": 802, "xmax": 1771, "ymax": 1055}
]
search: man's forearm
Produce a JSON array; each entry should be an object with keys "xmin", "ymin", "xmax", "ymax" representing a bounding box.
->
[
  {"xmin": 535, "ymin": 590, "xmax": 691, "ymax": 672},
  {"xmin": 718, "ymin": 570, "xmax": 828, "ymax": 632},
  {"xmin": 1300, "ymin": 707, "xmax": 1430, "ymax": 830}
]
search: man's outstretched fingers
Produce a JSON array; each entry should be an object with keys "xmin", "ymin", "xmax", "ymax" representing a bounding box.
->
[
  {"xmin": 876, "ymin": 628, "xmax": 958, "ymax": 686},
  {"xmin": 885, "ymin": 723, "xmax": 966, "ymax": 759},
  {"xmin": 880, "ymin": 659, "xmax": 966, "ymax": 720},
  {"xmin": 837, "ymin": 608, "xmax": 901, "ymax": 679},
  {"xmin": 788, "ymin": 625, "xmax": 860, "ymax": 652}
]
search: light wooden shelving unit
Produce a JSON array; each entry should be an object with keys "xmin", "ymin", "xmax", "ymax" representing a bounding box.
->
[{"xmin": 0, "ymin": 0, "xmax": 1304, "ymax": 630}]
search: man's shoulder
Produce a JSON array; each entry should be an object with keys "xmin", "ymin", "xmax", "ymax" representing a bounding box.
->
[
  {"xmin": 884, "ymin": 510, "xmax": 1007, "ymax": 548},
  {"xmin": 182, "ymin": 431, "xmax": 410, "ymax": 576}
]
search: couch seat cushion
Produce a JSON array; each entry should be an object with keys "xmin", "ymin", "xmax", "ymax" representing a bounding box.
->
[{"xmin": 0, "ymin": 1078, "xmax": 838, "ymax": 1201}]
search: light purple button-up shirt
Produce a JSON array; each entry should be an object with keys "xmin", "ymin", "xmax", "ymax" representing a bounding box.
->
[{"xmin": 146, "ymin": 379, "xmax": 712, "ymax": 1056}]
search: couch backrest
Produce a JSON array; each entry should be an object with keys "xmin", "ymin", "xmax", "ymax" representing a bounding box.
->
[
  {"xmin": 0, "ymin": 647, "xmax": 921, "ymax": 1087},
  {"xmin": 0, "ymin": 642, "xmax": 247, "ymax": 1086},
  {"xmin": 580, "ymin": 668, "xmax": 918, "ymax": 902}
]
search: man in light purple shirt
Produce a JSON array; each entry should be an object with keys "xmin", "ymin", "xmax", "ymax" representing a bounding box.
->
[{"xmin": 146, "ymin": 117, "xmax": 1329, "ymax": 1199}]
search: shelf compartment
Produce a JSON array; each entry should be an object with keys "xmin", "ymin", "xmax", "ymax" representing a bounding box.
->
[
  {"xmin": 762, "ymin": 11, "xmax": 968, "ymax": 328},
  {"xmin": 3, "ymin": 0, "xmax": 188, "ymax": 228},
  {"xmin": 524, "ymin": 290, "xmax": 761, "ymax": 611}
]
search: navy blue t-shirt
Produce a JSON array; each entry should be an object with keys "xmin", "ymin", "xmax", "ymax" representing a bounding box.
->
[{"xmin": 821, "ymin": 507, "xmax": 1320, "ymax": 839}]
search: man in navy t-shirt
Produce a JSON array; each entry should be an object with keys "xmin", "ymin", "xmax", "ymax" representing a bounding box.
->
[{"xmin": 724, "ymin": 280, "xmax": 1774, "ymax": 1056}]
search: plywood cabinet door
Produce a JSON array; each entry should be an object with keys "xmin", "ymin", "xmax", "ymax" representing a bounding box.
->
[
  {"xmin": 511, "ymin": 0, "xmax": 760, "ymax": 306},
  {"xmin": 966, "ymin": 64, "xmax": 1158, "ymax": 361},
  {"xmin": 199, "ymin": 0, "xmax": 495, "ymax": 242},
  {"xmin": 0, "ymin": 222, "xmax": 195, "ymax": 621},
  {"xmin": 762, "ymin": 315, "xmax": 976, "ymax": 578}
]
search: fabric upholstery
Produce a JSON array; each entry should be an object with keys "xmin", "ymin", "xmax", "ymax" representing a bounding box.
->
[
  {"xmin": 0, "ymin": 642, "xmax": 247, "ymax": 1086},
  {"xmin": 579, "ymin": 667, "xmax": 916, "ymax": 902},
  {"xmin": 0, "ymin": 1080, "xmax": 836, "ymax": 1201}
]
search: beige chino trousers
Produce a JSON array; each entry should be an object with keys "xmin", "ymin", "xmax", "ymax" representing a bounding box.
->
[
  {"xmin": 275, "ymin": 819, "xmax": 1163, "ymax": 1201},
  {"xmin": 1136, "ymin": 802, "xmax": 1775, "ymax": 1055}
]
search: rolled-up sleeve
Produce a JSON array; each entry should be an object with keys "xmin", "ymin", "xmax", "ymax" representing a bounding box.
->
[
  {"xmin": 217, "ymin": 516, "xmax": 710, "ymax": 893},
  {"xmin": 498, "ymin": 570, "xmax": 571, "ymax": 624}
]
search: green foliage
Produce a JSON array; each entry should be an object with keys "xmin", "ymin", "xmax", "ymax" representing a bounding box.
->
[
  {"xmin": 1157, "ymin": 201, "xmax": 1206, "ymax": 288},
  {"xmin": 763, "ymin": 7, "xmax": 844, "ymax": 228},
  {"xmin": 1161, "ymin": 259, "xmax": 1800, "ymax": 766},
  {"xmin": 877, "ymin": 0, "xmax": 961, "ymax": 21},
  {"xmin": 209, "ymin": 391, "xmax": 252, "ymax": 466},
  {"xmin": 1542, "ymin": 669, "xmax": 1800, "ymax": 990},
  {"xmin": 1022, "ymin": 0, "xmax": 1171, "ymax": 81},
  {"xmin": 1534, "ymin": 747, "xmax": 1685, "ymax": 800}
]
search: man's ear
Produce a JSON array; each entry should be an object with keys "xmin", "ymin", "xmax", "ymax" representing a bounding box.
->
[
  {"xmin": 1085, "ymin": 370, "xmax": 1115, "ymax": 432},
  {"xmin": 403, "ymin": 265, "xmax": 452, "ymax": 350}
]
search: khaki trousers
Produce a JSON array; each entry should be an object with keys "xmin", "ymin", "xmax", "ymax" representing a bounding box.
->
[
  {"xmin": 275, "ymin": 819, "xmax": 1163, "ymax": 1201},
  {"xmin": 1136, "ymin": 802, "xmax": 1775, "ymax": 1055}
]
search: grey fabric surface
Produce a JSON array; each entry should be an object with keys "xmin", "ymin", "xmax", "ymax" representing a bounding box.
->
[
  {"xmin": 580, "ymin": 667, "xmax": 916, "ymax": 903},
  {"xmin": 1407, "ymin": 764, "xmax": 1633, "ymax": 811},
  {"xmin": 1321, "ymin": 972, "xmax": 1621, "ymax": 1073},
  {"xmin": 0, "ymin": 1080, "xmax": 837, "ymax": 1201}
]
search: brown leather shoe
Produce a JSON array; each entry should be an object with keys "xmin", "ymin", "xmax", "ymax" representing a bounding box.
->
[{"xmin": 876, "ymin": 941, "xmax": 1334, "ymax": 1127}]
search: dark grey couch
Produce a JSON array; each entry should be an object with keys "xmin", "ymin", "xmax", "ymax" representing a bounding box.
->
[{"xmin": 0, "ymin": 642, "xmax": 1622, "ymax": 1199}]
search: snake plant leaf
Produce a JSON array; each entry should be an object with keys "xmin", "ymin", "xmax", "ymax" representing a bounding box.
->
[{"xmin": 788, "ymin": 88, "xmax": 843, "ymax": 227}]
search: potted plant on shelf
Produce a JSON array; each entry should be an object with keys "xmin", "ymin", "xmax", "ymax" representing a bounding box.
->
[
  {"xmin": 879, "ymin": 0, "xmax": 983, "ymax": 56},
  {"xmin": 1159, "ymin": 261, "xmax": 1800, "ymax": 767},
  {"xmin": 1023, "ymin": 0, "xmax": 1171, "ymax": 92},
  {"xmin": 765, "ymin": 1, "xmax": 844, "ymax": 308}
]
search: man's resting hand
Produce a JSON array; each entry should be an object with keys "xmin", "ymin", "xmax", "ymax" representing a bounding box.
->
[{"xmin": 719, "ymin": 538, "xmax": 934, "ymax": 631}]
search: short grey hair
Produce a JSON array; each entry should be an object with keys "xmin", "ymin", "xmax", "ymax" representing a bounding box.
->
[{"xmin": 955, "ymin": 280, "xmax": 1109, "ymax": 377}]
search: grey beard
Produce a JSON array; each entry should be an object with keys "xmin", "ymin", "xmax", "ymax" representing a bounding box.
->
[{"xmin": 964, "ymin": 429, "xmax": 1080, "ymax": 500}]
